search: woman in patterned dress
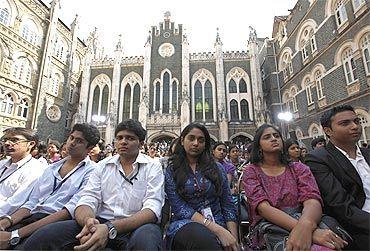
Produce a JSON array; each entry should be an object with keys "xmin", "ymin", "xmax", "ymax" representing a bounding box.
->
[
  {"xmin": 243, "ymin": 124, "xmax": 347, "ymax": 251},
  {"xmin": 165, "ymin": 123, "xmax": 238, "ymax": 250}
]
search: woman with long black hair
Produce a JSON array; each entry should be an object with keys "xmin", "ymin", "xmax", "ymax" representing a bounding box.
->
[
  {"xmin": 165, "ymin": 123, "xmax": 238, "ymax": 250},
  {"xmin": 243, "ymin": 124, "xmax": 347, "ymax": 250}
]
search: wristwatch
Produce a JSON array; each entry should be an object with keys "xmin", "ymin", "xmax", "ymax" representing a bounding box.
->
[
  {"xmin": 9, "ymin": 229, "xmax": 20, "ymax": 246},
  {"xmin": 104, "ymin": 221, "xmax": 117, "ymax": 240}
]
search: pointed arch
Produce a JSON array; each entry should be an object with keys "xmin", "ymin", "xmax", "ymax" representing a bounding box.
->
[
  {"xmin": 88, "ymin": 74, "xmax": 111, "ymax": 122},
  {"xmin": 191, "ymin": 68, "xmax": 216, "ymax": 122},
  {"xmin": 225, "ymin": 67, "xmax": 253, "ymax": 122},
  {"xmin": 119, "ymin": 71, "xmax": 142, "ymax": 121},
  {"xmin": 308, "ymin": 123, "xmax": 323, "ymax": 138}
]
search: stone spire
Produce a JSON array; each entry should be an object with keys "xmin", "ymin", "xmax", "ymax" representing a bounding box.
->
[
  {"xmin": 71, "ymin": 14, "xmax": 79, "ymax": 33},
  {"xmin": 164, "ymin": 11, "xmax": 171, "ymax": 21},
  {"xmin": 215, "ymin": 27, "xmax": 222, "ymax": 45},
  {"xmin": 115, "ymin": 34, "xmax": 123, "ymax": 51}
]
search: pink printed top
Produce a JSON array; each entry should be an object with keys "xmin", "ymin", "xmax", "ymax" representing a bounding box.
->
[{"xmin": 243, "ymin": 161, "xmax": 323, "ymax": 227}]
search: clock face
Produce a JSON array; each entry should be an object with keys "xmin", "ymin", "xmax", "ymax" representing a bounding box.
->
[
  {"xmin": 46, "ymin": 105, "xmax": 61, "ymax": 122},
  {"xmin": 163, "ymin": 32, "xmax": 170, "ymax": 38},
  {"xmin": 158, "ymin": 43, "xmax": 175, "ymax": 58}
]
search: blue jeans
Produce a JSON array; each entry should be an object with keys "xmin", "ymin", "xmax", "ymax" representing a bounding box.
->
[{"xmin": 23, "ymin": 219, "xmax": 163, "ymax": 250}]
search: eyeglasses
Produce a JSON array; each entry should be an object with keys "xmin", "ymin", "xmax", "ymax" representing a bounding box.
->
[{"xmin": 0, "ymin": 137, "xmax": 30, "ymax": 145}]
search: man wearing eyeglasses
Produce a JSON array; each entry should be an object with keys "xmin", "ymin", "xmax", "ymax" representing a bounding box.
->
[
  {"xmin": 0, "ymin": 123, "xmax": 100, "ymax": 249},
  {"xmin": 0, "ymin": 128, "xmax": 46, "ymax": 212},
  {"xmin": 24, "ymin": 119, "xmax": 165, "ymax": 251}
]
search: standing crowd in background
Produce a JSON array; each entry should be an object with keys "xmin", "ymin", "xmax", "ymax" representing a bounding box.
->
[{"xmin": 0, "ymin": 105, "xmax": 368, "ymax": 250}]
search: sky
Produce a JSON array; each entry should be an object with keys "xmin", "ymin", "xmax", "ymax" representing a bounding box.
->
[{"xmin": 44, "ymin": 0, "xmax": 298, "ymax": 56}]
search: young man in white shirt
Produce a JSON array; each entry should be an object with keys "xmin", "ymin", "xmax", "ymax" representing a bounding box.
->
[
  {"xmin": 0, "ymin": 128, "xmax": 47, "ymax": 211},
  {"xmin": 0, "ymin": 123, "xmax": 100, "ymax": 249},
  {"xmin": 24, "ymin": 119, "xmax": 165, "ymax": 250},
  {"xmin": 305, "ymin": 105, "xmax": 370, "ymax": 250}
]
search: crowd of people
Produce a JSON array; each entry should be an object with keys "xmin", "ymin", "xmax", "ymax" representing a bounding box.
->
[{"xmin": 0, "ymin": 104, "xmax": 368, "ymax": 250}]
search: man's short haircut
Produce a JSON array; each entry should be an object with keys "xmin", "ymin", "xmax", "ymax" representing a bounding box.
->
[
  {"xmin": 311, "ymin": 137, "xmax": 326, "ymax": 149},
  {"xmin": 71, "ymin": 123, "xmax": 100, "ymax": 148},
  {"xmin": 320, "ymin": 105, "xmax": 355, "ymax": 129},
  {"xmin": 115, "ymin": 119, "xmax": 146, "ymax": 141},
  {"xmin": 3, "ymin": 127, "xmax": 39, "ymax": 146}
]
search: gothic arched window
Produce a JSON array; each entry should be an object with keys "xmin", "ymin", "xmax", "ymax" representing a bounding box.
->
[
  {"xmin": 123, "ymin": 84, "xmax": 131, "ymax": 119},
  {"xmin": 132, "ymin": 84, "xmax": 140, "ymax": 120},
  {"xmin": 155, "ymin": 81, "xmax": 160, "ymax": 112},
  {"xmin": 230, "ymin": 99, "xmax": 239, "ymax": 121},
  {"xmin": 204, "ymin": 80, "xmax": 213, "ymax": 121},
  {"xmin": 1, "ymin": 93, "xmax": 14, "ymax": 115},
  {"xmin": 92, "ymin": 86, "xmax": 100, "ymax": 116},
  {"xmin": 21, "ymin": 19, "xmax": 39, "ymax": 45},
  {"xmin": 239, "ymin": 79, "xmax": 247, "ymax": 93},
  {"xmin": 17, "ymin": 99, "xmax": 29, "ymax": 118},
  {"xmin": 360, "ymin": 33, "xmax": 370, "ymax": 75},
  {"xmin": 342, "ymin": 48, "xmax": 357, "ymax": 84},
  {"xmin": 229, "ymin": 79, "xmax": 237, "ymax": 93},
  {"xmin": 162, "ymin": 72, "xmax": 170, "ymax": 113},
  {"xmin": 240, "ymin": 99, "xmax": 250, "ymax": 121},
  {"xmin": 194, "ymin": 80, "xmax": 202, "ymax": 120},
  {"xmin": 101, "ymin": 85, "xmax": 109, "ymax": 116},
  {"xmin": 172, "ymin": 81, "xmax": 177, "ymax": 111},
  {"xmin": 12, "ymin": 58, "xmax": 32, "ymax": 85}
]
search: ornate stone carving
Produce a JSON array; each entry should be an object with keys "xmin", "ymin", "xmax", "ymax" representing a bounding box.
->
[
  {"xmin": 46, "ymin": 104, "xmax": 61, "ymax": 122},
  {"xmin": 192, "ymin": 69, "xmax": 213, "ymax": 84},
  {"xmin": 190, "ymin": 53, "xmax": 215, "ymax": 61},
  {"xmin": 158, "ymin": 43, "xmax": 175, "ymax": 58}
]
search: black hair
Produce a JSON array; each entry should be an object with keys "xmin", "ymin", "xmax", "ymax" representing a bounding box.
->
[
  {"xmin": 3, "ymin": 127, "xmax": 39, "ymax": 151},
  {"xmin": 284, "ymin": 138, "xmax": 299, "ymax": 153},
  {"xmin": 169, "ymin": 123, "xmax": 222, "ymax": 200},
  {"xmin": 115, "ymin": 119, "xmax": 146, "ymax": 141},
  {"xmin": 284, "ymin": 138, "xmax": 303, "ymax": 162},
  {"xmin": 250, "ymin": 124, "xmax": 289, "ymax": 165},
  {"xmin": 71, "ymin": 123, "xmax": 100, "ymax": 148},
  {"xmin": 228, "ymin": 144, "xmax": 238, "ymax": 153},
  {"xmin": 320, "ymin": 105, "xmax": 355, "ymax": 129},
  {"xmin": 167, "ymin": 137, "xmax": 179, "ymax": 156},
  {"xmin": 310, "ymin": 137, "xmax": 326, "ymax": 149},
  {"xmin": 212, "ymin": 141, "xmax": 227, "ymax": 151}
]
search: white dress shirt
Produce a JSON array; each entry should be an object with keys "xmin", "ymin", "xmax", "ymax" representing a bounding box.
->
[
  {"xmin": 16, "ymin": 156, "xmax": 97, "ymax": 216},
  {"xmin": 76, "ymin": 153, "xmax": 164, "ymax": 221},
  {"xmin": 335, "ymin": 146, "xmax": 370, "ymax": 213},
  {"xmin": 0, "ymin": 155, "xmax": 47, "ymax": 213}
]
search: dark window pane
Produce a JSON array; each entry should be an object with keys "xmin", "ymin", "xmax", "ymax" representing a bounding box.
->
[
  {"xmin": 229, "ymin": 79, "xmax": 237, "ymax": 93},
  {"xmin": 155, "ymin": 82, "xmax": 160, "ymax": 111},
  {"xmin": 230, "ymin": 99, "xmax": 239, "ymax": 121},
  {"xmin": 163, "ymin": 72, "xmax": 170, "ymax": 113},
  {"xmin": 240, "ymin": 99, "xmax": 249, "ymax": 121},
  {"xmin": 123, "ymin": 85, "xmax": 131, "ymax": 119},
  {"xmin": 194, "ymin": 80, "xmax": 202, "ymax": 120},
  {"xmin": 101, "ymin": 85, "xmax": 109, "ymax": 116},
  {"xmin": 132, "ymin": 84, "xmax": 140, "ymax": 120},
  {"xmin": 92, "ymin": 86, "xmax": 100, "ymax": 116},
  {"xmin": 239, "ymin": 79, "xmax": 247, "ymax": 93},
  {"xmin": 172, "ymin": 81, "xmax": 177, "ymax": 112},
  {"xmin": 204, "ymin": 80, "xmax": 213, "ymax": 121}
]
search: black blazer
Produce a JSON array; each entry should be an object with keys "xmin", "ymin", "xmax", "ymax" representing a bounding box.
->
[{"xmin": 305, "ymin": 141, "xmax": 370, "ymax": 234}]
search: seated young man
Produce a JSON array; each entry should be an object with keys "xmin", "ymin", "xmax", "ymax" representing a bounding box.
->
[
  {"xmin": 305, "ymin": 105, "xmax": 370, "ymax": 250},
  {"xmin": 0, "ymin": 123, "xmax": 100, "ymax": 249},
  {"xmin": 23, "ymin": 119, "xmax": 165, "ymax": 251},
  {"xmin": 0, "ymin": 128, "xmax": 47, "ymax": 210}
]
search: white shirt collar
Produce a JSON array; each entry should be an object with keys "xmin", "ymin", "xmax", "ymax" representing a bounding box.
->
[
  {"xmin": 5, "ymin": 154, "xmax": 32, "ymax": 169},
  {"xmin": 334, "ymin": 145, "xmax": 363, "ymax": 160}
]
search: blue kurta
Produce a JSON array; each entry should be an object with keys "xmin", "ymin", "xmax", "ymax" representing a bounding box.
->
[{"xmin": 164, "ymin": 162, "xmax": 237, "ymax": 246}]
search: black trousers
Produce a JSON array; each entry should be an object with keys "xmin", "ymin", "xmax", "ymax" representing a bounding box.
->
[
  {"xmin": 23, "ymin": 219, "xmax": 163, "ymax": 250},
  {"xmin": 7, "ymin": 212, "xmax": 49, "ymax": 249},
  {"xmin": 172, "ymin": 222, "xmax": 223, "ymax": 250}
]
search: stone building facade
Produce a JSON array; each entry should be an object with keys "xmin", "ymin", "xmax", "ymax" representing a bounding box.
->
[
  {"xmin": 261, "ymin": 0, "xmax": 370, "ymax": 147},
  {"xmin": 0, "ymin": 0, "xmax": 85, "ymax": 142},
  {"xmin": 77, "ymin": 14, "xmax": 267, "ymax": 144}
]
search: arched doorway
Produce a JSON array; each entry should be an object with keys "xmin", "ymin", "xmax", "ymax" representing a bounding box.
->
[
  {"xmin": 232, "ymin": 135, "xmax": 252, "ymax": 144},
  {"xmin": 151, "ymin": 135, "xmax": 175, "ymax": 144}
]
